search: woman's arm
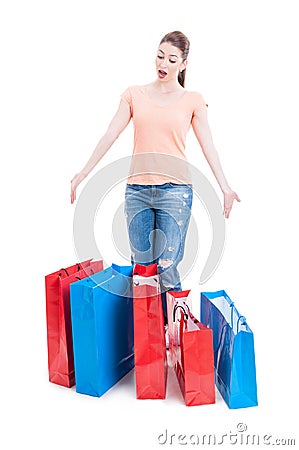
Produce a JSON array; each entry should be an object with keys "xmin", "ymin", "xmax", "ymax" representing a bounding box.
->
[
  {"xmin": 70, "ymin": 99, "xmax": 131, "ymax": 204},
  {"xmin": 192, "ymin": 103, "xmax": 240, "ymax": 218}
]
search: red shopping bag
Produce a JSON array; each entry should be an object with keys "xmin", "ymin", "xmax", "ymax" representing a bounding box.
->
[
  {"xmin": 167, "ymin": 290, "xmax": 215, "ymax": 406},
  {"xmin": 45, "ymin": 259, "xmax": 103, "ymax": 387},
  {"xmin": 133, "ymin": 264, "xmax": 167, "ymax": 399}
]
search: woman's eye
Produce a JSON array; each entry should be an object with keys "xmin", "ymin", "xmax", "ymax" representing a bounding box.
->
[
  {"xmin": 157, "ymin": 55, "xmax": 163, "ymax": 59},
  {"xmin": 169, "ymin": 60, "xmax": 176, "ymax": 64}
]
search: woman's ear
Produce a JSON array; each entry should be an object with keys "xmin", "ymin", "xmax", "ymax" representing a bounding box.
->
[{"xmin": 181, "ymin": 59, "xmax": 188, "ymax": 72}]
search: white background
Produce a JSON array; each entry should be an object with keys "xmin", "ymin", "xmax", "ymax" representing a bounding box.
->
[{"xmin": 1, "ymin": 0, "xmax": 298, "ymax": 448}]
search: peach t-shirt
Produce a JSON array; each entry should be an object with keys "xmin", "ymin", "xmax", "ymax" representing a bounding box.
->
[{"xmin": 121, "ymin": 85, "xmax": 208, "ymax": 185}]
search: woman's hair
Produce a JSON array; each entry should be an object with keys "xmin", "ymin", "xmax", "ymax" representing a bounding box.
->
[{"xmin": 159, "ymin": 31, "xmax": 190, "ymax": 88}]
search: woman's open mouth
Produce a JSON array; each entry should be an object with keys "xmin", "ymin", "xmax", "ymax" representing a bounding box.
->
[{"xmin": 158, "ymin": 70, "xmax": 167, "ymax": 79}]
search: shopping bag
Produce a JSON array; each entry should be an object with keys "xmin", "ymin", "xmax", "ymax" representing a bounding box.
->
[
  {"xmin": 166, "ymin": 289, "xmax": 192, "ymax": 366},
  {"xmin": 201, "ymin": 290, "xmax": 258, "ymax": 409},
  {"xmin": 70, "ymin": 263, "xmax": 134, "ymax": 397},
  {"xmin": 45, "ymin": 259, "xmax": 103, "ymax": 387},
  {"xmin": 133, "ymin": 263, "xmax": 167, "ymax": 399},
  {"xmin": 167, "ymin": 290, "xmax": 215, "ymax": 406}
]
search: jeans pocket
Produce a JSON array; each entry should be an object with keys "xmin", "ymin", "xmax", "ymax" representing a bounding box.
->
[{"xmin": 125, "ymin": 184, "xmax": 138, "ymax": 197}]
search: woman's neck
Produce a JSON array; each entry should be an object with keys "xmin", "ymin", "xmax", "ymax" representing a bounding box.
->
[{"xmin": 152, "ymin": 78, "xmax": 183, "ymax": 93}]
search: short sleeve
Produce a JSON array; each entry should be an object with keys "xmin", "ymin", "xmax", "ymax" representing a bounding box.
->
[
  {"xmin": 192, "ymin": 92, "xmax": 208, "ymax": 115},
  {"xmin": 120, "ymin": 87, "xmax": 133, "ymax": 113}
]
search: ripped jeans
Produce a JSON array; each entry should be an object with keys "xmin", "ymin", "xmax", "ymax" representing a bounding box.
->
[{"xmin": 124, "ymin": 182, "xmax": 193, "ymax": 322}]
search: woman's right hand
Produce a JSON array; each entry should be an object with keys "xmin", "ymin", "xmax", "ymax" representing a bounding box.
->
[{"xmin": 70, "ymin": 172, "xmax": 86, "ymax": 204}]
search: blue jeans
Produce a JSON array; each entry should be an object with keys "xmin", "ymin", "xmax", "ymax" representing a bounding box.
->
[{"xmin": 124, "ymin": 182, "xmax": 193, "ymax": 322}]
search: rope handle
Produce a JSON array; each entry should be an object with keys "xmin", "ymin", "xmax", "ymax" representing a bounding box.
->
[
  {"xmin": 237, "ymin": 315, "xmax": 247, "ymax": 333},
  {"xmin": 58, "ymin": 268, "xmax": 69, "ymax": 277},
  {"xmin": 58, "ymin": 262, "xmax": 82, "ymax": 277},
  {"xmin": 172, "ymin": 303, "xmax": 190, "ymax": 323},
  {"xmin": 229, "ymin": 301, "xmax": 247, "ymax": 332}
]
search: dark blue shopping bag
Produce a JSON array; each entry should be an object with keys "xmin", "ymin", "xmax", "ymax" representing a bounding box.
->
[
  {"xmin": 70, "ymin": 263, "xmax": 134, "ymax": 397},
  {"xmin": 201, "ymin": 290, "xmax": 258, "ymax": 409}
]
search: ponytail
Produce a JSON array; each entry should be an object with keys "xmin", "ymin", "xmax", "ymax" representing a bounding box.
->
[{"xmin": 178, "ymin": 69, "xmax": 186, "ymax": 88}]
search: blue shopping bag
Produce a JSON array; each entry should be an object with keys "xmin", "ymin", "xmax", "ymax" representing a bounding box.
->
[
  {"xmin": 70, "ymin": 263, "xmax": 134, "ymax": 397},
  {"xmin": 200, "ymin": 290, "xmax": 258, "ymax": 409}
]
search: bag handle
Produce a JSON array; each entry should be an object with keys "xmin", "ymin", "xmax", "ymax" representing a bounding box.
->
[
  {"xmin": 74, "ymin": 265, "xmax": 95, "ymax": 281},
  {"xmin": 237, "ymin": 315, "xmax": 247, "ymax": 333},
  {"xmin": 172, "ymin": 303, "xmax": 190, "ymax": 322},
  {"xmin": 230, "ymin": 301, "xmax": 235, "ymax": 328},
  {"xmin": 58, "ymin": 268, "xmax": 69, "ymax": 277},
  {"xmin": 58, "ymin": 262, "xmax": 83, "ymax": 277},
  {"xmin": 229, "ymin": 301, "xmax": 247, "ymax": 333}
]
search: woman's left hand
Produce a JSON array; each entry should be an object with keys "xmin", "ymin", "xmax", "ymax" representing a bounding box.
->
[{"xmin": 223, "ymin": 190, "xmax": 241, "ymax": 218}]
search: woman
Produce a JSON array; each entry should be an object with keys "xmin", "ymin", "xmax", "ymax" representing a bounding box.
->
[{"xmin": 70, "ymin": 31, "xmax": 240, "ymax": 322}]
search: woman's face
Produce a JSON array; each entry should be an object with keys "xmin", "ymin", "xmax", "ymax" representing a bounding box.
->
[{"xmin": 155, "ymin": 42, "xmax": 187, "ymax": 83}]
